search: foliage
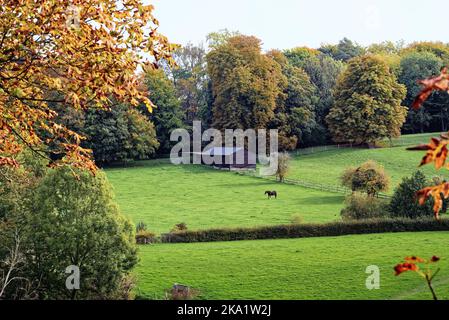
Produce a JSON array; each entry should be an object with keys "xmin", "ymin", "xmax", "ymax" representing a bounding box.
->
[
  {"xmin": 275, "ymin": 152, "xmax": 291, "ymax": 182},
  {"xmin": 326, "ymin": 55, "xmax": 407, "ymax": 144},
  {"xmin": 83, "ymin": 104, "xmax": 159, "ymax": 164},
  {"xmin": 398, "ymin": 52, "xmax": 447, "ymax": 133},
  {"xmin": 207, "ymin": 35, "xmax": 284, "ymax": 131},
  {"xmin": 0, "ymin": 0, "xmax": 175, "ymax": 172},
  {"xmin": 389, "ymin": 171, "xmax": 437, "ymax": 219},
  {"xmin": 340, "ymin": 193, "xmax": 389, "ymax": 221},
  {"xmin": 319, "ymin": 38, "xmax": 365, "ymax": 62},
  {"xmin": 20, "ymin": 167, "xmax": 138, "ymax": 299},
  {"xmin": 160, "ymin": 218, "xmax": 449, "ymax": 243},
  {"xmin": 1, "ymin": 155, "xmax": 138, "ymax": 299},
  {"xmin": 171, "ymin": 223, "xmax": 188, "ymax": 233},
  {"xmin": 394, "ymin": 256, "xmax": 441, "ymax": 300},
  {"xmin": 167, "ymin": 43, "xmax": 211, "ymax": 126},
  {"xmin": 340, "ymin": 160, "xmax": 390, "ymax": 197},
  {"xmin": 144, "ymin": 68, "xmax": 184, "ymax": 154}
]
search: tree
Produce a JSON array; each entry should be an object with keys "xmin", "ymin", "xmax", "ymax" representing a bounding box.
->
[
  {"xmin": 389, "ymin": 171, "xmax": 438, "ymax": 218},
  {"xmin": 22, "ymin": 167, "xmax": 137, "ymax": 299},
  {"xmin": 0, "ymin": 1, "xmax": 175, "ymax": 172},
  {"xmin": 82, "ymin": 104, "xmax": 159, "ymax": 164},
  {"xmin": 319, "ymin": 38, "xmax": 365, "ymax": 62},
  {"xmin": 326, "ymin": 55, "xmax": 407, "ymax": 145},
  {"xmin": 275, "ymin": 152, "xmax": 291, "ymax": 182},
  {"xmin": 207, "ymin": 35, "xmax": 284, "ymax": 131},
  {"xmin": 340, "ymin": 160, "xmax": 390, "ymax": 197},
  {"xmin": 166, "ymin": 44, "xmax": 210, "ymax": 126},
  {"xmin": 398, "ymin": 51, "xmax": 449, "ymax": 133},
  {"xmin": 284, "ymin": 49, "xmax": 345, "ymax": 145},
  {"xmin": 144, "ymin": 68, "xmax": 184, "ymax": 154},
  {"xmin": 206, "ymin": 29, "xmax": 241, "ymax": 50},
  {"xmin": 267, "ymin": 50, "xmax": 317, "ymax": 149}
]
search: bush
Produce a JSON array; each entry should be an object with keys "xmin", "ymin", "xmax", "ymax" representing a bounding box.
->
[
  {"xmin": 340, "ymin": 160, "xmax": 390, "ymax": 197},
  {"xmin": 136, "ymin": 221, "xmax": 148, "ymax": 233},
  {"xmin": 341, "ymin": 193, "xmax": 390, "ymax": 220},
  {"xmin": 171, "ymin": 223, "xmax": 188, "ymax": 233},
  {"xmin": 160, "ymin": 218, "xmax": 449, "ymax": 243},
  {"xmin": 389, "ymin": 171, "xmax": 448, "ymax": 219},
  {"xmin": 136, "ymin": 230, "xmax": 156, "ymax": 244}
]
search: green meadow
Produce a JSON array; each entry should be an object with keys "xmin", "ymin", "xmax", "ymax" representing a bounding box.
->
[
  {"xmin": 135, "ymin": 232, "xmax": 449, "ymax": 300},
  {"xmin": 105, "ymin": 133, "xmax": 449, "ymax": 300}
]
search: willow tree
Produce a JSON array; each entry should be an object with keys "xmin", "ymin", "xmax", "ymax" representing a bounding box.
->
[
  {"xmin": 326, "ymin": 55, "xmax": 407, "ymax": 145},
  {"xmin": 0, "ymin": 0, "xmax": 176, "ymax": 172}
]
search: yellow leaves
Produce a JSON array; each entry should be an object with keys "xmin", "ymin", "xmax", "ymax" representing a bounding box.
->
[{"xmin": 408, "ymin": 135, "xmax": 449, "ymax": 170}]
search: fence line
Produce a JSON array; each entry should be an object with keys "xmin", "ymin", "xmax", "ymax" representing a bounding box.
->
[{"xmin": 235, "ymin": 171, "xmax": 391, "ymax": 199}]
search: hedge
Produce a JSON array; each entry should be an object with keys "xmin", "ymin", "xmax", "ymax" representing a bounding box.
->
[{"xmin": 160, "ymin": 218, "xmax": 449, "ymax": 244}]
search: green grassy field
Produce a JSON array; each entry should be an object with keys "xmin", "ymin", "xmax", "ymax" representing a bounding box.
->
[
  {"xmin": 135, "ymin": 231, "xmax": 449, "ymax": 300},
  {"xmin": 106, "ymin": 132, "xmax": 449, "ymax": 300},
  {"xmin": 106, "ymin": 161, "xmax": 344, "ymax": 234},
  {"xmin": 289, "ymin": 133, "xmax": 446, "ymax": 194}
]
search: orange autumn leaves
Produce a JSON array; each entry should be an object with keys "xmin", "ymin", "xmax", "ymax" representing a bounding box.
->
[
  {"xmin": 409, "ymin": 68, "xmax": 449, "ymax": 219},
  {"xmin": 0, "ymin": 0, "xmax": 176, "ymax": 173},
  {"xmin": 394, "ymin": 255, "xmax": 440, "ymax": 276}
]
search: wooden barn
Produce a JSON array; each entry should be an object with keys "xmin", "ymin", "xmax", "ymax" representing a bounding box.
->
[{"xmin": 199, "ymin": 147, "xmax": 256, "ymax": 170}]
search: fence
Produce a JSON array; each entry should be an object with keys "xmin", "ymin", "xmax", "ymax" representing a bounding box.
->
[{"xmin": 235, "ymin": 170, "xmax": 391, "ymax": 199}]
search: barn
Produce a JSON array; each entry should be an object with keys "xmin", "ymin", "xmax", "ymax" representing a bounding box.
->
[{"xmin": 200, "ymin": 147, "xmax": 256, "ymax": 170}]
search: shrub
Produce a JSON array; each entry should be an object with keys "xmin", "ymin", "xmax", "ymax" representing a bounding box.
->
[
  {"xmin": 161, "ymin": 218, "xmax": 449, "ymax": 243},
  {"xmin": 171, "ymin": 223, "xmax": 188, "ymax": 233},
  {"xmin": 136, "ymin": 221, "xmax": 148, "ymax": 233},
  {"xmin": 340, "ymin": 160, "xmax": 390, "ymax": 197},
  {"xmin": 136, "ymin": 230, "xmax": 156, "ymax": 244},
  {"xmin": 341, "ymin": 193, "xmax": 390, "ymax": 220},
  {"xmin": 389, "ymin": 171, "xmax": 448, "ymax": 219}
]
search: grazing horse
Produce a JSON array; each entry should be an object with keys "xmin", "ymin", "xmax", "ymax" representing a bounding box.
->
[{"xmin": 265, "ymin": 191, "xmax": 277, "ymax": 199}]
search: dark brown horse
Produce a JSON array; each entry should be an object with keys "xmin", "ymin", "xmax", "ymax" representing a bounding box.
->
[{"xmin": 265, "ymin": 191, "xmax": 277, "ymax": 199}]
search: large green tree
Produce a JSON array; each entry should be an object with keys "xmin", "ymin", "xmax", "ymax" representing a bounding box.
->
[
  {"xmin": 83, "ymin": 104, "xmax": 159, "ymax": 164},
  {"xmin": 144, "ymin": 68, "xmax": 184, "ymax": 154},
  {"xmin": 398, "ymin": 51, "xmax": 448, "ymax": 133},
  {"xmin": 207, "ymin": 35, "xmax": 284, "ymax": 130},
  {"xmin": 268, "ymin": 50, "xmax": 317, "ymax": 150},
  {"xmin": 319, "ymin": 38, "xmax": 365, "ymax": 62},
  {"xmin": 326, "ymin": 55, "xmax": 407, "ymax": 145}
]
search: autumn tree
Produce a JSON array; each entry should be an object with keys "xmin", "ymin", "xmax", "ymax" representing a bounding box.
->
[
  {"xmin": 340, "ymin": 160, "xmax": 390, "ymax": 197},
  {"xmin": 143, "ymin": 68, "xmax": 184, "ymax": 154},
  {"xmin": 267, "ymin": 50, "xmax": 317, "ymax": 150},
  {"xmin": 0, "ymin": 0, "xmax": 175, "ymax": 172},
  {"xmin": 207, "ymin": 35, "xmax": 284, "ymax": 131},
  {"xmin": 326, "ymin": 55, "xmax": 407, "ymax": 145}
]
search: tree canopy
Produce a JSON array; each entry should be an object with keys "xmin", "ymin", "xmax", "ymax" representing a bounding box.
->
[{"xmin": 326, "ymin": 55, "xmax": 407, "ymax": 145}]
